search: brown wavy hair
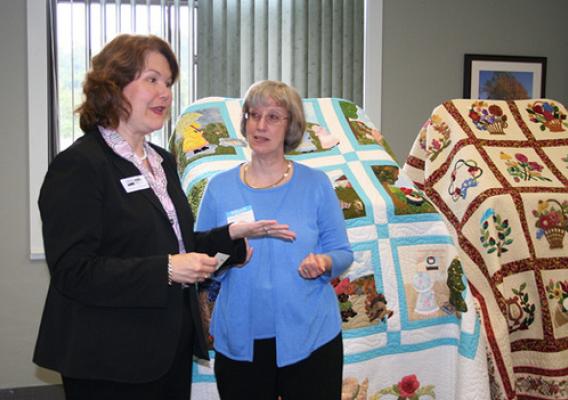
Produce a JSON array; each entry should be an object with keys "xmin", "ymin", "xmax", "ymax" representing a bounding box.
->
[{"xmin": 76, "ymin": 34, "xmax": 179, "ymax": 131}]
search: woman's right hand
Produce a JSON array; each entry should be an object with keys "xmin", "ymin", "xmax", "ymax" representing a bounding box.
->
[
  {"xmin": 228, "ymin": 220, "xmax": 296, "ymax": 241},
  {"xmin": 169, "ymin": 253, "xmax": 218, "ymax": 284}
]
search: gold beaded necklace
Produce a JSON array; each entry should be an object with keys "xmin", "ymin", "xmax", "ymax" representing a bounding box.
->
[{"xmin": 243, "ymin": 161, "xmax": 292, "ymax": 189}]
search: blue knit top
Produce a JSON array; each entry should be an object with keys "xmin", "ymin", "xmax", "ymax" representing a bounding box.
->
[{"xmin": 196, "ymin": 161, "xmax": 353, "ymax": 367}]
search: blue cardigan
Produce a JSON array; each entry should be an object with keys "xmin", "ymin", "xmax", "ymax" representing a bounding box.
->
[{"xmin": 196, "ymin": 162, "xmax": 353, "ymax": 367}]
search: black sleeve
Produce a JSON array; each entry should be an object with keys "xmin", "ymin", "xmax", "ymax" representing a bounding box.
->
[
  {"xmin": 156, "ymin": 144, "xmax": 247, "ymax": 268},
  {"xmin": 39, "ymin": 149, "xmax": 168, "ymax": 308},
  {"xmin": 194, "ymin": 225, "xmax": 247, "ymax": 267}
]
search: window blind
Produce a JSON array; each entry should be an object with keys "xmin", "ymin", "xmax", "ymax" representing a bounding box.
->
[
  {"xmin": 50, "ymin": 0, "xmax": 364, "ymax": 153},
  {"xmin": 196, "ymin": 0, "xmax": 364, "ymax": 103},
  {"xmin": 50, "ymin": 0, "xmax": 194, "ymax": 151}
]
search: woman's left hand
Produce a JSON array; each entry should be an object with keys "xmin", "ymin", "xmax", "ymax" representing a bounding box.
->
[
  {"xmin": 298, "ymin": 253, "xmax": 332, "ymax": 279},
  {"xmin": 229, "ymin": 220, "xmax": 296, "ymax": 241}
]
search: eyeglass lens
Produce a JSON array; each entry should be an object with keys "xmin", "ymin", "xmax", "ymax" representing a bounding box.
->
[{"xmin": 247, "ymin": 111, "xmax": 287, "ymax": 125}]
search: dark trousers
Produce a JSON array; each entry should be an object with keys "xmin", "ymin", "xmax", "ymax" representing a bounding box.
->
[
  {"xmin": 62, "ymin": 291, "xmax": 194, "ymax": 400},
  {"xmin": 214, "ymin": 333, "xmax": 343, "ymax": 400}
]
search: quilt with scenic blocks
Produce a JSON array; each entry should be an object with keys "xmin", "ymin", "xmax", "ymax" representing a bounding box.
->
[{"xmin": 171, "ymin": 97, "xmax": 490, "ymax": 399}]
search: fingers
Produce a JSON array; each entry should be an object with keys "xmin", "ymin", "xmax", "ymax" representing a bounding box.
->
[
  {"xmin": 244, "ymin": 241, "xmax": 254, "ymax": 264},
  {"xmin": 195, "ymin": 255, "xmax": 217, "ymax": 282},
  {"xmin": 264, "ymin": 228, "xmax": 296, "ymax": 241},
  {"xmin": 298, "ymin": 253, "xmax": 329, "ymax": 279},
  {"xmin": 170, "ymin": 253, "xmax": 217, "ymax": 284},
  {"xmin": 260, "ymin": 222, "xmax": 296, "ymax": 241},
  {"xmin": 229, "ymin": 220, "xmax": 277, "ymax": 239},
  {"xmin": 258, "ymin": 221, "xmax": 279, "ymax": 237},
  {"xmin": 229, "ymin": 220, "xmax": 296, "ymax": 241}
]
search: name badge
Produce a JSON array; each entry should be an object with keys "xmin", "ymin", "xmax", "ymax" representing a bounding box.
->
[
  {"xmin": 120, "ymin": 175, "xmax": 150, "ymax": 193},
  {"xmin": 226, "ymin": 205, "xmax": 255, "ymax": 224}
]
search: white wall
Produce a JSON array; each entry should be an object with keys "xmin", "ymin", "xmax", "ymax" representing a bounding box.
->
[
  {"xmin": 0, "ymin": 0, "xmax": 60, "ymax": 388},
  {"xmin": 0, "ymin": 0, "xmax": 567, "ymax": 389}
]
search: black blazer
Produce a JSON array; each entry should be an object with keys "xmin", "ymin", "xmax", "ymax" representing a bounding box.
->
[{"xmin": 33, "ymin": 128, "xmax": 245, "ymax": 383}]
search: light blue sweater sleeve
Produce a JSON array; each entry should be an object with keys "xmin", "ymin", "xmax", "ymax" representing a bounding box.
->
[{"xmin": 315, "ymin": 171, "xmax": 354, "ymax": 279}]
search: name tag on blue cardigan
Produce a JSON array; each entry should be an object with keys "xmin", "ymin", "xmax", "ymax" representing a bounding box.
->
[{"xmin": 226, "ymin": 205, "xmax": 255, "ymax": 224}]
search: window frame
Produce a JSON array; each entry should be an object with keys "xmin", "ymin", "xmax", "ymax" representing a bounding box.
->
[
  {"xmin": 28, "ymin": 0, "xmax": 50, "ymax": 259},
  {"xmin": 26, "ymin": 0, "xmax": 383, "ymax": 259}
]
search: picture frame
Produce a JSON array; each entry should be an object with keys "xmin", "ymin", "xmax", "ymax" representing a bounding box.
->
[{"xmin": 463, "ymin": 54, "xmax": 547, "ymax": 100}]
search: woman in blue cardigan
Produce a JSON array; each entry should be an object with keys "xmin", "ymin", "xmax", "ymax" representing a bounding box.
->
[{"xmin": 196, "ymin": 80, "xmax": 354, "ymax": 399}]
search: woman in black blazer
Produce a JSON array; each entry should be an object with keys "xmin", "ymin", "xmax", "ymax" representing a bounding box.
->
[{"xmin": 33, "ymin": 34, "xmax": 291, "ymax": 400}]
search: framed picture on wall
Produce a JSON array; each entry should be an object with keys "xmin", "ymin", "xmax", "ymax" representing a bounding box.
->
[{"xmin": 463, "ymin": 54, "xmax": 547, "ymax": 100}]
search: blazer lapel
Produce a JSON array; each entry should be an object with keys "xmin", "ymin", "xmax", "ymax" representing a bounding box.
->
[{"xmin": 90, "ymin": 128, "xmax": 171, "ymax": 222}]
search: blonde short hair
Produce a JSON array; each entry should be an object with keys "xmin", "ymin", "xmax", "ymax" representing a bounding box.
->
[{"xmin": 240, "ymin": 80, "xmax": 306, "ymax": 153}]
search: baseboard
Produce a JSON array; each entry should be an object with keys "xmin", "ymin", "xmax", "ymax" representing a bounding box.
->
[{"xmin": 0, "ymin": 385, "xmax": 64, "ymax": 400}]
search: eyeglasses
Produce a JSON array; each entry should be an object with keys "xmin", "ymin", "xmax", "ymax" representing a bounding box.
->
[{"xmin": 244, "ymin": 111, "xmax": 289, "ymax": 126}]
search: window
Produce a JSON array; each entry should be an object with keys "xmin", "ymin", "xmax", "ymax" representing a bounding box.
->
[
  {"xmin": 27, "ymin": 0, "xmax": 382, "ymax": 258},
  {"xmin": 52, "ymin": 0, "xmax": 195, "ymax": 152}
]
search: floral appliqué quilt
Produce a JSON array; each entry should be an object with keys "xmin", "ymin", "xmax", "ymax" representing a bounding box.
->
[{"xmin": 404, "ymin": 99, "xmax": 568, "ymax": 400}]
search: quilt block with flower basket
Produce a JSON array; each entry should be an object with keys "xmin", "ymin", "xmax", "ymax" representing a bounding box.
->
[{"xmin": 403, "ymin": 99, "xmax": 568, "ymax": 400}]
